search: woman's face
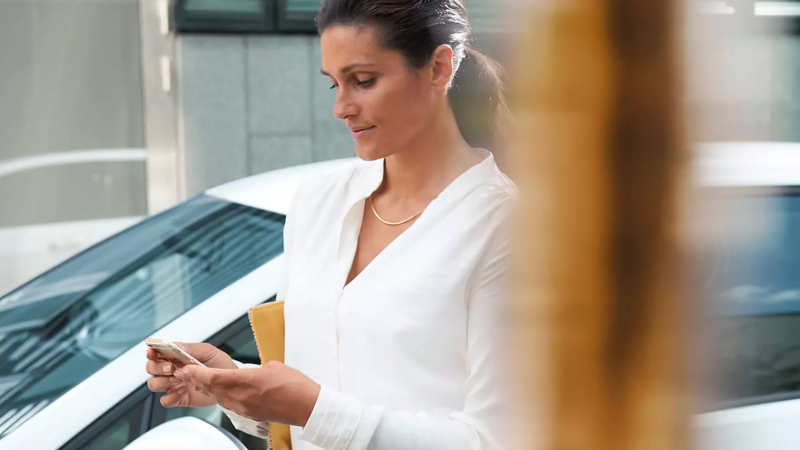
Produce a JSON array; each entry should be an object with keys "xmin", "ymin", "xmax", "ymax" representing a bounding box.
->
[{"xmin": 320, "ymin": 25, "xmax": 439, "ymax": 161}]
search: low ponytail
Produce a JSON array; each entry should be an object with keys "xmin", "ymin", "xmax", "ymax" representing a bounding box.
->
[{"xmin": 450, "ymin": 47, "xmax": 510, "ymax": 164}]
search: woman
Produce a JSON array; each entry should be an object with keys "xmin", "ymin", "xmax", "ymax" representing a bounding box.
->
[{"xmin": 145, "ymin": 0, "xmax": 516, "ymax": 448}]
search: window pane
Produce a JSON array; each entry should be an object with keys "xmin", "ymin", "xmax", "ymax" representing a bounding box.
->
[
  {"xmin": 217, "ymin": 321, "xmax": 262, "ymax": 366},
  {"xmin": 0, "ymin": 195, "xmax": 284, "ymax": 438},
  {"xmin": 285, "ymin": 0, "xmax": 319, "ymax": 14},
  {"xmin": 82, "ymin": 398, "xmax": 146, "ymax": 450},
  {"xmin": 174, "ymin": 0, "xmax": 273, "ymax": 33},
  {"xmin": 183, "ymin": 0, "xmax": 264, "ymax": 14},
  {"xmin": 703, "ymin": 193, "xmax": 800, "ymax": 405}
]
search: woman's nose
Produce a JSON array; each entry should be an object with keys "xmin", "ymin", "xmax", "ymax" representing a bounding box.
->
[{"xmin": 333, "ymin": 91, "xmax": 358, "ymax": 120}]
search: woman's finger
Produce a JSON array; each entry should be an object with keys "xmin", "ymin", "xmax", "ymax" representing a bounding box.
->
[
  {"xmin": 175, "ymin": 365, "xmax": 240, "ymax": 396},
  {"xmin": 146, "ymin": 360, "xmax": 176, "ymax": 377},
  {"xmin": 147, "ymin": 376, "xmax": 181, "ymax": 393},
  {"xmin": 146, "ymin": 348, "xmax": 166, "ymax": 361},
  {"xmin": 175, "ymin": 342, "xmax": 218, "ymax": 363},
  {"xmin": 160, "ymin": 386, "xmax": 189, "ymax": 408}
]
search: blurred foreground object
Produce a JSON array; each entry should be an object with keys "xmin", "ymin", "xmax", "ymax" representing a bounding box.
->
[{"xmin": 510, "ymin": 0, "xmax": 687, "ymax": 448}]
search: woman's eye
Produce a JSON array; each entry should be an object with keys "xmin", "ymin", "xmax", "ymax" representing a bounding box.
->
[{"xmin": 356, "ymin": 78, "xmax": 375, "ymax": 87}]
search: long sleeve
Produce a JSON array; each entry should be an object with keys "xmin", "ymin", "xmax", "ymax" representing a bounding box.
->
[{"xmin": 298, "ymin": 227, "xmax": 514, "ymax": 450}]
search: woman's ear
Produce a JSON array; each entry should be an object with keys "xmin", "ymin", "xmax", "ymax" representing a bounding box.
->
[{"xmin": 429, "ymin": 44, "xmax": 455, "ymax": 91}]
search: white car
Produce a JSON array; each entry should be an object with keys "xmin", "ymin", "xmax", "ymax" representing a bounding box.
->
[
  {"xmin": 0, "ymin": 157, "xmax": 352, "ymax": 450},
  {"xmin": 0, "ymin": 145, "xmax": 799, "ymax": 450}
]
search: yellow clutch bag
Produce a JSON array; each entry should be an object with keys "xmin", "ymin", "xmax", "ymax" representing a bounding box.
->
[{"xmin": 248, "ymin": 301, "xmax": 292, "ymax": 450}]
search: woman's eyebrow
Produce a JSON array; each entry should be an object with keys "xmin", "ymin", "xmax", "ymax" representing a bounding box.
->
[{"xmin": 320, "ymin": 63, "xmax": 377, "ymax": 76}]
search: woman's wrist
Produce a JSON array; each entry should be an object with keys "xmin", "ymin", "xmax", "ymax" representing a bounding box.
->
[{"xmin": 293, "ymin": 382, "xmax": 322, "ymax": 427}]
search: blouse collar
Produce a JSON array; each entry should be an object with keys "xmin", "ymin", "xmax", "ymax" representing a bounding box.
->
[{"xmin": 336, "ymin": 149, "xmax": 500, "ymax": 255}]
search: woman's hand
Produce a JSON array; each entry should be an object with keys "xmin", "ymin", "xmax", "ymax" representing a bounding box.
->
[
  {"xmin": 145, "ymin": 342, "xmax": 238, "ymax": 408},
  {"xmin": 173, "ymin": 360, "xmax": 321, "ymax": 426}
]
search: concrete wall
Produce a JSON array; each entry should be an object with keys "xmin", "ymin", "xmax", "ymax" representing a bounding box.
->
[
  {"xmin": 177, "ymin": 35, "xmax": 353, "ymax": 196},
  {"xmin": 0, "ymin": 0, "xmax": 147, "ymax": 226}
]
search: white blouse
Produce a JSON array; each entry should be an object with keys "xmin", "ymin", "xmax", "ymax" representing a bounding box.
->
[{"xmin": 226, "ymin": 150, "xmax": 517, "ymax": 450}]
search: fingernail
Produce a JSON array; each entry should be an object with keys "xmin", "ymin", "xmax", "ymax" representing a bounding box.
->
[
  {"xmin": 169, "ymin": 376, "xmax": 181, "ymax": 384},
  {"xmin": 174, "ymin": 368, "xmax": 184, "ymax": 379},
  {"xmin": 163, "ymin": 364, "xmax": 173, "ymax": 374}
]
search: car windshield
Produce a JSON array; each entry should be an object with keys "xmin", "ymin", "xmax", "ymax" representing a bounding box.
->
[
  {"xmin": 0, "ymin": 194, "xmax": 284, "ymax": 438},
  {"xmin": 702, "ymin": 191, "xmax": 800, "ymax": 405},
  {"xmin": 705, "ymin": 193, "xmax": 800, "ymax": 317}
]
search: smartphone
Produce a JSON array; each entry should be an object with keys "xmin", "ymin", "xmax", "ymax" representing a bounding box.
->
[{"xmin": 145, "ymin": 338, "xmax": 206, "ymax": 368}]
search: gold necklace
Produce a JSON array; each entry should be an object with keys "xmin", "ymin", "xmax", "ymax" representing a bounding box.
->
[{"xmin": 369, "ymin": 194, "xmax": 425, "ymax": 226}]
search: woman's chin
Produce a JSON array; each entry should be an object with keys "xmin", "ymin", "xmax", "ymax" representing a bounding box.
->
[{"xmin": 354, "ymin": 144, "xmax": 389, "ymax": 162}]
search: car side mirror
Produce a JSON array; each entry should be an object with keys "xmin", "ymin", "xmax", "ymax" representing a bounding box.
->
[{"xmin": 123, "ymin": 416, "xmax": 246, "ymax": 450}]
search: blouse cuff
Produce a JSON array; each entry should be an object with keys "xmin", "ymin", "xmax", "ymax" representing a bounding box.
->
[
  {"xmin": 300, "ymin": 386, "xmax": 364, "ymax": 450},
  {"xmin": 233, "ymin": 359, "xmax": 260, "ymax": 369},
  {"xmin": 219, "ymin": 404, "xmax": 271, "ymax": 438}
]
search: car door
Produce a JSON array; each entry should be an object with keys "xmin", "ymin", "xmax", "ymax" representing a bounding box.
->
[{"xmin": 61, "ymin": 303, "xmax": 273, "ymax": 450}]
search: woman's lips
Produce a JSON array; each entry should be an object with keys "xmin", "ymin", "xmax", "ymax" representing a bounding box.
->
[{"xmin": 350, "ymin": 126, "xmax": 376, "ymax": 139}]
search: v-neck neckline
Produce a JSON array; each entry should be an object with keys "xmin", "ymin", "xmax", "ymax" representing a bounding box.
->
[
  {"xmin": 340, "ymin": 150, "xmax": 496, "ymax": 292},
  {"xmin": 342, "ymin": 200, "xmax": 419, "ymax": 289},
  {"xmin": 341, "ymin": 191, "xmax": 428, "ymax": 291}
]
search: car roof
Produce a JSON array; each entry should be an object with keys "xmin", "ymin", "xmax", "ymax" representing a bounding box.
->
[
  {"xmin": 694, "ymin": 141, "xmax": 800, "ymax": 187},
  {"xmin": 205, "ymin": 143, "xmax": 800, "ymax": 213},
  {"xmin": 205, "ymin": 158, "xmax": 356, "ymax": 214}
]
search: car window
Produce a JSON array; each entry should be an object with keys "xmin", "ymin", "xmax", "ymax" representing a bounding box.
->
[
  {"xmin": 81, "ymin": 396, "xmax": 148, "ymax": 450},
  {"xmin": 0, "ymin": 195, "xmax": 284, "ymax": 439},
  {"xmin": 60, "ymin": 385, "xmax": 152, "ymax": 450},
  {"xmin": 703, "ymin": 191, "xmax": 800, "ymax": 406}
]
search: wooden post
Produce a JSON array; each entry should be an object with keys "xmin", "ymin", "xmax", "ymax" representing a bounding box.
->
[{"xmin": 509, "ymin": 0, "xmax": 687, "ymax": 448}]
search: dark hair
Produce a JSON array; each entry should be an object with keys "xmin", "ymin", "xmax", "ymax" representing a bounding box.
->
[{"xmin": 316, "ymin": 0, "xmax": 509, "ymax": 155}]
